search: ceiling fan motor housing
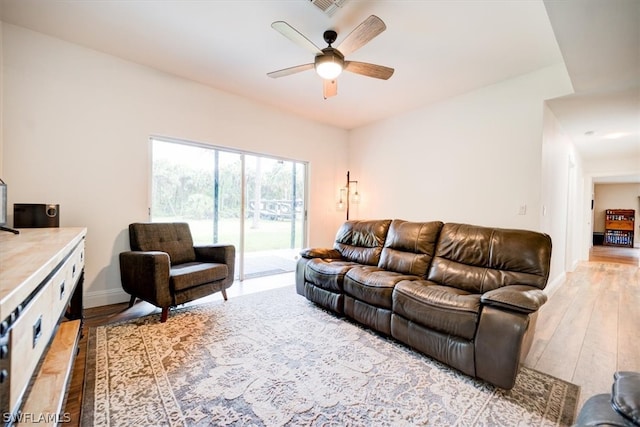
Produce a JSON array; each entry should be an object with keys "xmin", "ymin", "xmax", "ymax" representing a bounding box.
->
[{"xmin": 323, "ymin": 30, "xmax": 338, "ymax": 46}]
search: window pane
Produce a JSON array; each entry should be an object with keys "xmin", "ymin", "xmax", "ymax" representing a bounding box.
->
[{"xmin": 150, "ymin": 138, "xmax": 306, "ymax": 282}]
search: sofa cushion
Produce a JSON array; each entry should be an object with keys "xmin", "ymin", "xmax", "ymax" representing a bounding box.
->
[
  {"xmin": 305, "ymin": 259, "xmax": 361, "ymax": 293},
  {"xmin": 170, "ymin": 262, "xmax": 228, "ymax": 292},
  {"xmin": 333, "ymin": 219, "xmax": 392, "ymax": 265},
  {"xmin": 393, "ymin": 280, "xmax": 481, "ymax": 340},
  {"xmin": 427, "ymin": 223, "xmax": 552, "ymax": 294},
  {"xmin": 129, "ymin": 222, "xmax": 197, "ymax": 265},
  {"xmin": 344, "ymin": 266, "xmax": 420, "ymax": 309},
  {"xmin": 378, "ymin": 220, "xmax": 444, "ymax": 276}
]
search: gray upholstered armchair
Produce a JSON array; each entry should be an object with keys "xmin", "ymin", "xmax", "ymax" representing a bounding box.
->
[{"xmin": 119, "ymin": 222, "xmax": 235, "ymax": 322}]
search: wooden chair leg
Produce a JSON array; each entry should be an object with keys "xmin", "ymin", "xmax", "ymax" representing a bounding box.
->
[
  {"xmin": 160, "ymin": 307, "xmax": 169, "ymax": 323},
  {"xmin": 128, "ymin": 296, "xmax": 136, "ymax": 308},
  {"xmin": 221, "ymin": 289, "xmax": 228, "ymax": 301}
]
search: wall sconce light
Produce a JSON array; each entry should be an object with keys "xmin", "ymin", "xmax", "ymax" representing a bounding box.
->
[
  {"xmin": 335, "ymin": 171, "xmax": 360, "ymax": 220},
  {"xmin": 336, "ymin": 188, "xmax": 346, "ymax": 211},
  {"xmin": 350, "ymin": 180, "xmax": 360, "ymax": 204}
]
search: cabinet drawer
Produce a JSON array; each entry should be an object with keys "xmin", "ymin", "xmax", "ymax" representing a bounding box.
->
[
  {"xmin": 66, "ymin": 240, "xmax": 85, "ymax": 288},
  {"xmin": 9, "ymin": 284, "xmax": 55, "ymax": 413},
  {"xmin": 50, "ymin": 265, "xmax": 72, "ymax": 325},
  {"xmin": 51, "ymin": 241, "xmax": 85, "ymax": 319}
]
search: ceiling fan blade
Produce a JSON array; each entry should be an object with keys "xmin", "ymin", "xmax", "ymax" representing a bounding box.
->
[
  {"xmin": 267, "ymin": 63, "xmax": 314, "ymax": 78},
  {"xmin": 336, "ymin": 15, "xmax": 386, "ymax": 57},
  {"xmin": 344, "ymin": 61, "xmax": 394, "ymax": 80},
  {"xmin": 323, "ymin": 79, "xmax": 337, "ymax": 99},
  {"xmin": 271, "ymin": 21, "xmax": 323, "ymax": 55}
]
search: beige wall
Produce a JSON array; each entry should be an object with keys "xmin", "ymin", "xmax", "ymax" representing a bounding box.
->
[
  {"xmin": 594, "ymin": 183, "xmax": 640, "ymax": 247},
  {"xmin": 1, "ymin": 24, "xmax": 349, "ymax": 307}
]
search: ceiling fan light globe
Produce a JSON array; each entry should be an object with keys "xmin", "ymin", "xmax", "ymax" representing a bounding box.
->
[
  {"xmin": 316, "ymin": 62, "xmax": 343, "ymax": 79},
  {"xmin": 315, "ymin": 50, "xmax": 344, "ymax": 79}
]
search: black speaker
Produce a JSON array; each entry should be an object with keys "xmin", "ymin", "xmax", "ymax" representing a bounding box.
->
[{"xmin": 14, "ymin": 203, "xmax": 60, "ymax": 228}]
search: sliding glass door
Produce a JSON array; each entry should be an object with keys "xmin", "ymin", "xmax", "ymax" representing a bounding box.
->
[
  {"xmin": 150, "ymin": 138, "xmax": 306, "ymax": 280},
  {"xmin": 243, "ymin": 155, "xmax": 305, "ymax": 278}
]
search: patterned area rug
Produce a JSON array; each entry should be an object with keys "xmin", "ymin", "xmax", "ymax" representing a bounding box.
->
[{"xmin": 82, "ymin": 286, "xmax": 579, "ymax": 426}]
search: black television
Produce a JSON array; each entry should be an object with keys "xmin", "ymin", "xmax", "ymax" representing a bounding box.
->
[{"xmin": 0, "ymin": 179, "xmax": 19, "ymax": 234}]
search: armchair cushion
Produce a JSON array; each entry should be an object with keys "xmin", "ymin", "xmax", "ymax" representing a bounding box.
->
[
  {"xmin": 129, "ymin": 222, "xmax": 196, "ymax": 265},
  {"xmin": 170, "ymin": 262, "xmax": 229, "ymax": 292}
]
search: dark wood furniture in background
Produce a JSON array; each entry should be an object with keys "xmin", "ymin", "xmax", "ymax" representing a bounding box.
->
[{"xmin": 604, "ymin": 209, "xmax": 635, "ymax": 248}]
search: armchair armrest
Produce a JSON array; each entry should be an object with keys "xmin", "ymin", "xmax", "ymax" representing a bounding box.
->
[
  {"xmin": 481, "ymin": 285, "xmax": 547, "ymax": 314},
  {"xmin": 194, "ymin": 244, "xmax": 235, "ymax": 265},
  {"xmin": 194, "ymin": 245, "xmax": 236, "ymax": 287},
  {"xmin": 119, "ymin": 251, "xmax": 172, "ymax": 307},
  {"xmin": 300, "ymin": 247, "xmax": 342, "ymax": 259}
]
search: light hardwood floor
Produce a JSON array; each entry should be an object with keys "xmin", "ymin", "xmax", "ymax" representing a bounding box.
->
[
  {"xmin": 64, "ymin": 247, "xmax": 639, "ymax": 425},
  {"xmin": 524, "ymin": 245, "xmax": 640, "ymax": 410}
]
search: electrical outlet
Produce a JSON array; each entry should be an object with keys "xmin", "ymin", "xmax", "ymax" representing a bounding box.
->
[{"xmin": 518, "ymin": 205, "xmax": 527, "ymax": 215}]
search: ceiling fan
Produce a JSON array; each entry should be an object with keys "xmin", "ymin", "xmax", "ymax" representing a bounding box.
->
[{"xmin": 267, "ymin": 15, "xmax": 394, "ymax": 99}]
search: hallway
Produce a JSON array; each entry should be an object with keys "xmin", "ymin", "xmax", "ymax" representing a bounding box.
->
[
  {"xmin": 589, "ymin": 244, "xmax": 640, "ymax": 266},
  {"xmin": 526, "ymin": 245, "xmax": 640, "ymax": 409}
]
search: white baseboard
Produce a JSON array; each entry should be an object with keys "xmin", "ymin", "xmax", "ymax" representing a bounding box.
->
[
  {"xmin": 544, "ymin": 272, "xmax": 567, "ymax": 298},
  {"xmin": 84, "ymin": 288, "xmax": 130, "ymax": 309}
]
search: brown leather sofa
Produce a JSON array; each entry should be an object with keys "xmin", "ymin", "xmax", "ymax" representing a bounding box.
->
[{"xmin": 296, "ymin": 219, "xmax": 552, "ymax": 389}]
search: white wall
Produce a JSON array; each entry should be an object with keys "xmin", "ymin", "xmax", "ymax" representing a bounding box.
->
[
  {"xmin": 0, "ymin": 21, "xmax": 3, "ymax": 178},
  {"xmin": 348, "ymin": 64, "xmax": 572, "ymax": 226},
  {"xmin": 540, "ymin": 104, "xmax": 584, "ymax": 289},
  {"xmin": 1, "ymin": 24, "xmax": 349, "ymax": 307},
  {"xmin": 348, "ymin": 64, "xmax": 573, "ymax": 286}
]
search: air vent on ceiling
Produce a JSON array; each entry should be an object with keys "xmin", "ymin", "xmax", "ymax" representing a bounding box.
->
[{"xmin": 309, "ymin": 0, "xmax": 349, "ymax": 16}]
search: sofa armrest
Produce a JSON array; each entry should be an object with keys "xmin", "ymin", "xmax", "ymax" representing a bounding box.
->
[
  {"xmin": 612, "ymin": 371, "xmax": 640, "ymax": 425},
  {"xmin": 481, "ymin": 285, "xmax": 547, "ymax": 314},
  {"xmin": 119, "ymin": 251, "xmax": 172, "ymax": 307},
  {"xmin": 300, "ymin": 247, "xmax": 342, "ymax": 259}
]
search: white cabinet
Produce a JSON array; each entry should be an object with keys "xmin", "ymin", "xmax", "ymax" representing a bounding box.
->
[{"xmin": 0, "ymin": 228, "xmax": 86, "ymax": 424}]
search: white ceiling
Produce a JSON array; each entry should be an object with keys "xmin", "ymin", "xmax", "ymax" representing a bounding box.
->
[
  {"xmin": 0, "ymin": 0, "xmax": 638, "ymax": 179},
  {"xmin": 543, "ymin": 0, "xmax": 640, "ymax": 184}
]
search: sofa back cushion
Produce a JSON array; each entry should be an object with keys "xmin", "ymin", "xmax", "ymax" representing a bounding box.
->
[
  {"xmin": 378, "ymin": 220, "xmax": 444, "ymax": 276},
  {"xmin": 427, "ymin": 223, "xmax": 552, "ymax": 293},
  {"xmin": 334, "ymin": 219, "xmax": 392, "ymax": 265},
  {"xmin": 129, "ymin": 222, "xmax": 196, "ymax": 265}
]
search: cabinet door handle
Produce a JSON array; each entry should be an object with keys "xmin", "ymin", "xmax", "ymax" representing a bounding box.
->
[{"xmin": 60, "ymin": 281, "xmax": 66, "ymax": 300}]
